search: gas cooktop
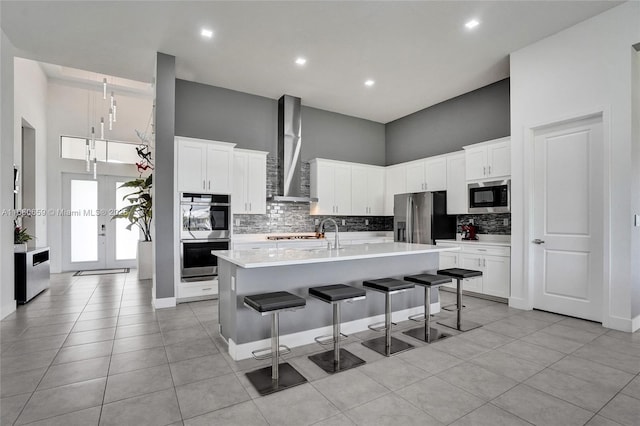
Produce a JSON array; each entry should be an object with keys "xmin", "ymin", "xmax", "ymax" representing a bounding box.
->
[{"xmin": 266, "ymin": 235, "xmax": 322, "ymax": 240}]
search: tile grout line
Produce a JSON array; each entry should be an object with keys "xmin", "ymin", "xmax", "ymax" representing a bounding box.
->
[{"xmin": 9, "ymin": 274, "xmax": 104, "ymax": 425}]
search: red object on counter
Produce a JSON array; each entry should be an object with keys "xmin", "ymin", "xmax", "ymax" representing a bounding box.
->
[{"xmin": 461, "ymin": 224, "xmax": 478, "ymax": 240}]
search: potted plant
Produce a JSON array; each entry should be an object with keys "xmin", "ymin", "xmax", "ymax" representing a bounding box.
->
[
  {"xmin": 112, "ymin": 174, "xmax": 153, "ymax": 278},
  {"xmin": 14, "ymin": 223, "xmax": 32, "ymax": 253}
]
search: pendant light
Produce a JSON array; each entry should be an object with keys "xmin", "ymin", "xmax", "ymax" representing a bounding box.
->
[
  {"xmin": 100, "ymin": 117, "xmax": 105, "ymax": 140},
  {"xmin": 109, "ymin": 108, "xmax": 113, "ymax": 130},
  {"xmin": 102, "ymin": 78, "xmax": 107, "ymax": 100},
  {"xmin": 85, "ymin": 139, "xmax": 91, "ymax": 172},
  {"xmin": 113, "ymin": 100, "xmax": 117, "ymax": 122}
]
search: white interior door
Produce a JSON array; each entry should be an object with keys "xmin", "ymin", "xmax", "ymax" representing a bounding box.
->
[
  {"xmin": 532, "ymin": 115, "xmax": 603, "ymax": 321},
  {"xmin": 62, "ymin": 174, "xmax": 138, "ymax": 271}
]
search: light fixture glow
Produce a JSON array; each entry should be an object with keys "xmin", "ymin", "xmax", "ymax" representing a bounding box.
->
[
  {"xmin": 465, "ymin": 19, "xmax": 480, "ymax": 29},
  {"xmin": 364, "ymin": 79, "xmax": 375, "ymax": 87},
  {"xmin": 109, "ymin": 108, "xmax": 113, "ymax": 131},
  {"xmin": 100, "ymin": 117, "xmax": 105, "ymax": 140},
  {"xmin": 201, "ymin": 28, "xmax": 213, "ymax": 38},
  {"xmin": 295, "ymin": 57, "xmax": 307, "ymax": 66},
  {"xmin": 102, "ymin": 78, "xmax": 107, "ymax": 99},
  {"xmin": 113, "ymin": 100, "xmax": 117, "ymax": 122}
]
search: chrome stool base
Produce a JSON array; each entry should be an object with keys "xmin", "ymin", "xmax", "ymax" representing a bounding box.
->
[
  {"xmin": 437, "ymin": 318, "xmax": 482, "ymax": 332},
  {"xmin": 362, "ymin": 335, "xmax": 413, "ymax": 356},
  {"xmin": 403, "ymin": 326, "xmax": 450, "ymax": 343},
  {"xmin": 245, "ymin": 362, "xmax": 307, "ymax": 396},
  {"xmin": 308, "ymin": 348, "xmax": 366, "ymax": 374}
]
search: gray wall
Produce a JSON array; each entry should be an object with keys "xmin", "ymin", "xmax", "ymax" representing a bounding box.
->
[
  {"xmin": 175, "ymin": 79, "xmax": 386, "ymax": 166},
  {"xmin": 154, "ymin": 53, "xmax": 176, "ymax": 300},
  {"xmin": 385, "ymin": 79, "xmax": 510, "ymax": 165}
]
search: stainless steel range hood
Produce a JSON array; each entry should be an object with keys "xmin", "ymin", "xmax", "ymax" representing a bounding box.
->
[{"xmin": 268, "ymin": 95, "xmax": 318, "ymax": 203}]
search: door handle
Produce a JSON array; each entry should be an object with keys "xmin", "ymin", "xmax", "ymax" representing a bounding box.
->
[{"xmin": 532, "ymin": 239, "xmax": 545, "ymax": 244}]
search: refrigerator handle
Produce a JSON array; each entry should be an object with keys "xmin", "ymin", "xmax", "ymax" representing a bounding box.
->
[{"xmin": 406, "ymin": 196, "xmax": 413, "ymax": 243}]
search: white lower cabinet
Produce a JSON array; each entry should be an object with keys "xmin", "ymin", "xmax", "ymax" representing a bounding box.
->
[
  {"xmin": 178, "ymin": 279, "xmax": 218, "ymax": 300},
  {"xmin": 436, "ymin": 242, "xmax": 510, "ymax": 298}
]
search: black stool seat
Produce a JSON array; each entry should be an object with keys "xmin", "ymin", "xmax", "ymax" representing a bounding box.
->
[
  {"xmin": 363, "ymin": 278, "xmax": 414, "ymax": 292},
  {"xmin": 309, "ymin": 284, "xmax": 365, "ymax": 303},
  {"xmin": 404, "ymin": 274, "xmax": 452, "ymax": 287},
  {"xmin": 244, "ymin": 291, "xmax": 306, "ymax": 313},
  {"xmin": 437, "ymin": 268, "xmax": 483, "ymax": 279}
]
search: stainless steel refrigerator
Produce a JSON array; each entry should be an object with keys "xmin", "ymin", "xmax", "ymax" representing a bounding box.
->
[{"xmin": 394, "ymin": 191, "xmax": 456, "ymax": 244}]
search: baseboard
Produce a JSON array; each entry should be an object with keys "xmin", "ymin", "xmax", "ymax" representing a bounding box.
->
[
  {"xmin": 227, "ymin": 305, "xmax": 432, "ymax": 361},
  {"xmin": 1, "ymin": 301, "xmax": 16, "ymax": 320},
  {"xmin": 153, "ymin": 297, "xmax": 176, "ymax": 309},
  {"xmin": 508, "ymin": 297, "xmax": 533, "ymax": 311},
  {"xmin": 603, "ymin": 314, "xmax": 638, "ymax": 332}
]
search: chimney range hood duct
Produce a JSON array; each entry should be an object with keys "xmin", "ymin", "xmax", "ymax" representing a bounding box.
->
[{"xmin": 268, "ymin": 95, "xmax": 318, "ymax": 203}]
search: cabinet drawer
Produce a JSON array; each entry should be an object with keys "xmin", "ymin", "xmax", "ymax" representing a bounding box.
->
[
  {"xmin": 460, "ymin": 245, "xmax": 510, "ymax": 257},
  {"xmin": 179, "ymin": 280, "xmax": 218, "ymax": 299},
  {"xmin": 462, "ymin": 277, "xmax": 483, "ymax": 293}
]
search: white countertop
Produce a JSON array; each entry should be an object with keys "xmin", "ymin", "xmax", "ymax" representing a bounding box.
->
[
  {"xmin": 213, "ymin": 242, "xmax": 459, "ymax": 269},
  {"xmin": 435, "ymin": 235, "xmax": 511, "ymax": 247}
]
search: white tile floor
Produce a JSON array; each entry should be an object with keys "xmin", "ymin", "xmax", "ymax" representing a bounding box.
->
[{"xmin": 1, "ymin": 271, "xmax": 639, "ymax": 425}]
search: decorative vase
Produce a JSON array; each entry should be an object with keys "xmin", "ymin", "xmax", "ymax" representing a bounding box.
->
[
  {"xmin": 14, "ymin": 243, "xmax": 27, "ymax": 253},
  {"xmin": 137, "ymin": 240, "xmax": 153, "ymax": 280}
]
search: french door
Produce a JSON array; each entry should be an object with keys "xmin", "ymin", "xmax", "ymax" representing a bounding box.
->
[
  {"xmin": 532, "ymin": 115, "xmax": 603, "ymax": 321},
  {"xmin": 62, "ymin": 174, "xmax": 138, "ymax": 271}
]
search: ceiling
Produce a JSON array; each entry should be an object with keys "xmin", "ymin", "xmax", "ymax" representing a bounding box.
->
[{"xmin": 1, "ymin": 1, "xmax": 621, "ymax": 123}]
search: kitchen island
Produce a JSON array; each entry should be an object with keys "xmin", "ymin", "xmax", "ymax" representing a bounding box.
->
[{"xmin": 214, "ymin": 242, "xmax": 460, "ymax": 360}]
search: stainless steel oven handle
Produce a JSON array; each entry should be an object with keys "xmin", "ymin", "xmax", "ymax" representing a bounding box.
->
[{"xmin": 181, "ymin": 238, "xmax": 231, "ymax": 243}]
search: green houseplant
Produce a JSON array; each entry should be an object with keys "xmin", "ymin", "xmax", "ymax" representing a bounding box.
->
[
  {"xmin": 112, "ymin": 174, "xmax": 153, "ymax": 241},
  {"xmin": 112, "ymin": 173, "xmax": 153, "ymax": 278},
  {"xmin": 14, "ymin": 223, "xmax": 32, "ymax": 252}
]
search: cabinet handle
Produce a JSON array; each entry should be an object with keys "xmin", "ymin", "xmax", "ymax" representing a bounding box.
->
[
  {"xmin": 249, "ymin": 202, "xmax": 251, "ymax": 211},
  {"xmin": 202, "ymin": 288, "xmax": 212, "ymax": 291},
  {"xmin": 483, "ymin": 259, "xmax": 486, "ymax": 267},
  {"xmin": 208, "ymin": 180, "xmax": 211, "ymax": 190},
  {"xmin": 203, "ymin": 180, "xmax": 206, "ymax": 189},
  {"xmin": 483, "ymin": 166, "xmax": 486, "ymax": 176},
  {"xmin": 488, "ymin": 166, "xmax": 491, "ymax": 175}
]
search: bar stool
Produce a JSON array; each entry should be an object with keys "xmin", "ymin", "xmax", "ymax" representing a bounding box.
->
[
  {"xmin": 361, "ymin": 278, "xmax": 415, "ymax": 356},
  {"xmin": 308, "ymin": 284, "xmax": 367, "ymax": 374},
  {"xmin": 403, "ymin": 274, "xmax": 452, "ymax": 343},
  {"xmin": 244, "ymin": 291, "xmax": 308, "ymax": 396},
  {"xmin": 436, "ymin": 268, "xmax": 483, "ymax": 332}
]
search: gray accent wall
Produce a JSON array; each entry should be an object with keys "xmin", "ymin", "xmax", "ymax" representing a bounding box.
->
[
  {"xmin": 154, "ymin": 53, "xmax": 176, "ymax": 299},
  {"xmin": 386, "ymin": 78, "xmax": 510, "ymax": 165},
  {"xmin": 174, "ymin": 79, "xmax": 386, "ymax": 166}
]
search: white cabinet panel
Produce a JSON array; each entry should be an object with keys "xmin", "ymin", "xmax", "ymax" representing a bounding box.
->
[
  {"xmin": 177, "ymin": 140, "xmax": 208, "ymax": 192},
  {"xmin": 384, "ymin": 165, "xmax": 406, "ymax": 216},
  {"xmin": 425, "ymin": 157, "xmax": 447, "ymax": 191},
  {"xmin": 483, "ymin": 255, "xmax": 510, "ymax": 298},
  {"xmin": 488, "ymin": 141, "xmax": 511, "ymax": 178},
  {"xmin": 310, "ymin": 160, "xmax": 351, "ymax": 215},
  {"xmin": 446, "ymin": 152, "xmax": 467, "ymax": 214},
  {"xmin": 177, "ymin": 137, "xmax": 235, "ymax": 194},
  {"xmin": 459, "ymin": 252, "xmax": 484, "ymax": 293},
  {"xmin": 406, "ymin": 161, "xmax": 425, "ymax": 193},
  {"xmin": 233, "ymin": 150, "xmax": 267, "ymax": 214},
  {"xmin": 367, "ymin": 167, "xmax": 385, "ymax": 215},
  {"xmin": 351, "ymin": 165, "xmax": 368, "ymax": 216},
  {"xmin": 352, "ymin": 165, "xmax": 385, "ymax": 216},
  {"xmin": 465, "ymin": 137, "xmax": 510, "ymax": 181}
]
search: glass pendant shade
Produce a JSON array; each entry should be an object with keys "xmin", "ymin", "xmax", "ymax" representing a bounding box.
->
[
  {"xmin": 100, "ymin": 117, "xmax": 105, "ymax": 140},
  {"xmin": 102, "ymin": 78, "xmax": 107, "ymax": 100}
]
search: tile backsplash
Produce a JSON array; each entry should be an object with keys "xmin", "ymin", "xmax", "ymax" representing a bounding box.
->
[
  {"xmin": 233, "ymin": 154, "xmax": 509, "ymax": 235},
  {"xmin": 233, "ymin": 155, "xmax": 393, "ymax": 234},
  {"xmin": 456, "ymin": 213, "xmax": 511, "ymax": 235}
]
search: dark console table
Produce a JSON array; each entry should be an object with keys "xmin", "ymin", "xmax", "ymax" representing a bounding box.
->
[{"xmin": 15, "ymin": 247, "xmax": 50, "ymax": 304}]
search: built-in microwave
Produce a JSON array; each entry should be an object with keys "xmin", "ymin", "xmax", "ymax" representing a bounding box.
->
[
  {"xmin": 180, "ymin": 193, "xmax": 230, "ymax": 240},
  {"xmin": 468, "ymin": 180, "xmax": 510, "ymax": 213}
]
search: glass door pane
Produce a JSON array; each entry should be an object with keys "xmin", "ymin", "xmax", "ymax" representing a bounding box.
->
[
  {"xmin": 115, "ymin": 181, "xmax": 138, "ymax": 260},
  {"xmin": 70, "ymin": 179, "xmax": 98, "ymax": 262}
]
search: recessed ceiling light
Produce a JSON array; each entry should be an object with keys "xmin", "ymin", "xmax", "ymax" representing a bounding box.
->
[
  {"xmin": 364, "ymin": 79, "xmax": 375, "ymax": 87},
  {"xmin": 465, "ymin": 19, "xmax": 480, "ymax": 30},
  {"xmin": 295, "ymin": 57, "xmax": 307, "ymax": 66},
  {"xmin": 201, "ymin": 28, "xmax": 214, "ymax": 39}
]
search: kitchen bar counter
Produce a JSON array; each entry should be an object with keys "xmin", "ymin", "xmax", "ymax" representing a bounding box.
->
[
  {"xmin": 215, "ymin": 243, "xmax": 459, "ymax": 360},
  {"xmin": 214, "ymin": 242, "xmax": 457, "ymax": 268}
]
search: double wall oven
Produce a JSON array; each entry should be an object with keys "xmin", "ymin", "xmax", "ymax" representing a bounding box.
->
[{"xmin": 180, "ymin": 193, "xmax": 230, "ymax": 281}]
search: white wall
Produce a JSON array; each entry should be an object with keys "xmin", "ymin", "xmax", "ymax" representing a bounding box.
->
[
  {"xmin": 46, "ymin": 80, "xmax": 152, "ymax": 272},
  {"xmin": 1, "ymin": 26, "xmax": 16, "ymax": 319},
  {"xmin": 14, "ymin": 57, "xmax": 48, "ymax": 247},
  {"xmin": 510, "ymin": 2, "xmax": 640, "ymax": 331}
]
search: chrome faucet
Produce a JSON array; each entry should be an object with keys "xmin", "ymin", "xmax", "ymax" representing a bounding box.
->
[{"xmin": 319, "ymin": 218, "xmax": 340, "ymax": 250}]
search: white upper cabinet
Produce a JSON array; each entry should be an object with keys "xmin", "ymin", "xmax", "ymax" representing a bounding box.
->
[
  {"xmin": 446, "ymin": 152, "xmax": 467, "ymax": 215},
  {"xmin": 177, "ymin": 137, "xmax": 235, "ymax": 194},
  {"xmin": 232, "ymin": 149, "xmax": 267, "ymax": 214},
  {"xmin": 464, "ymin": 137, "xmax": 510, "ymax": 181},
  {"xmin": 351, "ymin": 164, "xmax": 385, "ymax": 216},
  {"xmin": 310, "ymin": 159, "xmax": 352, "ymax": 216},
  {"xmin": 384, "ymin": 164, "xmax": 407, "ymax": 216},
  {"xmin": 405, "ymin": 156, "xmax": 447, "ymax": 192}
]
